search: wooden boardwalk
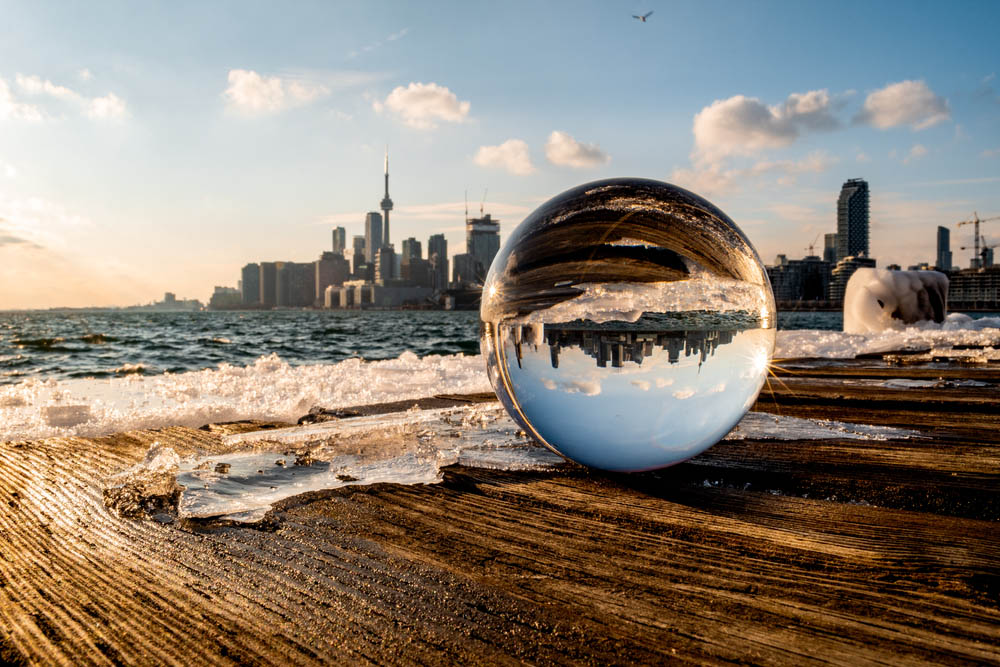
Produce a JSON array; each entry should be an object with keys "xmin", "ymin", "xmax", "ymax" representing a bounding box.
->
[{"xmin": 1, "ymin": 360, "xmax": 999, "ymax": 665}]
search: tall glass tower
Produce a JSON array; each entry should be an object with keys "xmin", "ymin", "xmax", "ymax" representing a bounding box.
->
[{"xmin": 836, "ymin": 178, "xmax": 869, "ymax": 260}]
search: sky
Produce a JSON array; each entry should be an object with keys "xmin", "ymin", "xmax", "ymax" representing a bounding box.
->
[{"xmin": 0, "ymin": 0, "xmax": 998, "ymax": 309}]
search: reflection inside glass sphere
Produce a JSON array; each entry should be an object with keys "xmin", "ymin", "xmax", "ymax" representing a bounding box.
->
[{"xmin": 480, "ymin": 178, "xmax": 776, "ymax": 472}]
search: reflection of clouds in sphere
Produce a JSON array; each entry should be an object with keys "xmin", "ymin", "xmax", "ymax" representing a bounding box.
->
[{"xmin": 480, "ymin": 178, "xmax": 775, "ymax": 472}]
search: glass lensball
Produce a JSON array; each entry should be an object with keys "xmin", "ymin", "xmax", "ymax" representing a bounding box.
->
[{"xmin": 480, "ymin": 178, "xmax": 776, "ymax": 472}]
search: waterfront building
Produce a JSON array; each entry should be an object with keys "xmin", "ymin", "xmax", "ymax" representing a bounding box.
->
[
  {"xmin": 936, "ymin": 226, "xmax": 952, "ymax": 271},
  {"xmin": 401, "ymin": 237, "xmax": 421, "ymax": 263},
  {"xmin": 428, "ymin": 233, "xmax": 448, "ymax": 290},
  {"xmin": 828, "ymin": 255, "xmax": 877, "ymax": 302},
  {"xmin": 765, "ymin": 255, "xmax": 832, "ymax": 301},
  {"xmin": 351, "ymin": 236, "xmax": 366, "ymax": 278},
  {"xmin": 332, "ymin": 227, "xmax": 347, "ymax": 255},
  {"xmin": 315, "ymin": 251, "xmax": 350, "ymax": 303},
  {"xmin": 466, "ymin": 213, "xmax": 500, "ymax": 283},
  {"xmin": 375, "ymin": 245, "xmax": 396, "ymax": 284},
  {"xmin": 451, "ymin": 253, "xmax": 479, "ymax": 285},
  {"xmin": 948, "ymin": 268, "xmax": 1000, "ymax": 309},
  {"xmin": 209, "ymin": 286, "xmax": 241, "ymax": 310},
  {"xmin": 402, "ymin": 257, "xmax": 432, "ymax": 287},
  {"xmin": 240, "ymin": 263, "xmax": 260, "ymax": 305},
  {"xmin": 276, "ymin": 262, "xmax": 314, "ymax": 307},
  {"xmin": 259, "ymin": 261, "xmax": 279, "ymax": 307},
  {"xmin": 836, "ymin": 178, "xmax": 870, "ymax": 261},
  {"xmin": 364, "ymin": 212, "xmax": 383, "ymax": 263},
  {"xmin": 823, "ymin": 234, "xmax": 838, "ymax": 264}
]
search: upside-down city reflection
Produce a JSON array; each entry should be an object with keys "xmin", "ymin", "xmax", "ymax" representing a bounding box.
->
[{"xmin": 480, "ymin": 178, "xmax": 776, "ymax": 472}]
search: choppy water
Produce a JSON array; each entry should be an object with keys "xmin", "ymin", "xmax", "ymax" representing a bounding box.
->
[
  {"xmin": 0, "ymin": 310, "xmax": 480, "ymax": 385},
  {"xmin": 2, "ymin": 309, "xmax": 998, "ymax": 386}
]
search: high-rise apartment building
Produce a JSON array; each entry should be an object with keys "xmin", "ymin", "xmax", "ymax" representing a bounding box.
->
[
  {"xmin": 401, "ymin": 237, "xmax": 421, "ymax": 263},
  {"xmin": 259, "ymin": 261, "xmax": 279, "ymax": 307},
  {"xmin": 428, "ymin": 233, "xmax": 448, "ymax": 290},
  {"xmin": 836, "ymin": 178, "xmax": 869, "ymax": 261},
  {"xmin": 823, "ymin": 234, "xmax": 838, "ymax": 264},
  {"xmin": 352, "ymin": 236, "xmax": 366, "ymax": 277},
  {"xmin": 332, "ymin": 227, "xmax": 347, "ymax": 255},
  {"xmin": 240, "ymin": 263, "xmax": 260, "ymax": 305},
  {"xmin": 364, "ymin": 212, "xmax": 383, "ymax": 263},
  {"xmin": 315, "ymin": 251, "xmax": 350, "ymax": 301},
  {"xmin": 466, "ymin": 213, "xmax": 501, "ymax": 283},
  {"xmin": 936, "ymin": 226, "xmax": 952, "ymax": 271},
  {"xmin": 375, "ymin": 245, "xmax": 395, "ymax": 284},
  {"xmin": 276, "ymin": 262, "xmax": 315, "ymax": 307}
]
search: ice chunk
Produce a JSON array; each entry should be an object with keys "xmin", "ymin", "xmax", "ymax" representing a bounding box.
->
[{"xmin": 843, "ymin": 268, "xmax": 948, "ymax": 333}]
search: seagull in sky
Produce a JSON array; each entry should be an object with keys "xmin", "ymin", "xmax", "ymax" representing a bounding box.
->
[{"xmin": 632, "ymin": 11, "xmax": 653, "ymax": 22}]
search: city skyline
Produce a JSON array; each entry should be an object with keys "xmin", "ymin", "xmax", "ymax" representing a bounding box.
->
[{"xmin": 0, "ymin": 2, "xmax": 998, "ymax": 309}]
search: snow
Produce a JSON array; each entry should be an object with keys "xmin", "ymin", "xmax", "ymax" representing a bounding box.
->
[{"xmin": 843, "ymin": 268, "xmax": 948, "ymax": 333}]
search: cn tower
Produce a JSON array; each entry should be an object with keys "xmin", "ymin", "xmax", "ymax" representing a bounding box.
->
[{"xmin": 380, "ymin": 146, "xmax": 393, "ymax": 248}]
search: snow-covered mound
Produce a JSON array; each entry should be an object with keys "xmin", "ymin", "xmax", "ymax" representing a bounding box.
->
[{"xmin": 844, "ymin": 268, "xmax": 948, "ymax": 333}]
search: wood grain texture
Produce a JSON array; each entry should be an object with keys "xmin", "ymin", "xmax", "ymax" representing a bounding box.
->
[{"xmin": 1, "ymin": 366, "xmax": 998, "ymax": 665}]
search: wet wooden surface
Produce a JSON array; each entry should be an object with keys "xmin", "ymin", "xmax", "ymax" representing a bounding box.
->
[{"xmin": 1, "ymin": 360, "xmax": 999, "ymax": 665}]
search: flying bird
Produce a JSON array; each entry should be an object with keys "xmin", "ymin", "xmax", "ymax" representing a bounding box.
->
[{"xmin": 632, "ymin": 11, "xmax": 653, "ymax": 22}]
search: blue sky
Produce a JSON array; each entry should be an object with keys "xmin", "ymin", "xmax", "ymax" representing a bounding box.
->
[{"xmin": 1, "ymin": 0, "xmax": 998, "ymax": 308}]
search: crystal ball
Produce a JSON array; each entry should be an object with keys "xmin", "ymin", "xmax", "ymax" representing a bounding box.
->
[{"xmin": 480, "ymin": 178, "xmax": 776, "ymax": 472}]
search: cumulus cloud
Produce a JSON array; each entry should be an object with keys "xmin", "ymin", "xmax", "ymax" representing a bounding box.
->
[
  {"xmin": 854, "ymin": 80, "xmax": 949, "ymax": 130},
  {"xmin": 0, "ymin": 78, "xmax": 44, "ymax": 121},
  {"xmin": 474, "ymin": 139, "xmax": 534, "ymax": 175},
  {"xmin": 16, "ymin": 74, "xmax": 81, "ymax": 101},
  {"xmin": 224, "ymin": 69, "xmax": 329, "ymax": 114},
  {"xmin": 903, "ymin": 143, "xmax": 927, "ymax": 164},
  {"xmin": 544, "ymin": 130, "xmax": 610, "ymax": 168},
  {"xmin": 2, "ymin": 73, "xmax": 128, "ymax": 122},
  {"xmin": 375, "ymin": 82, "xmax": 469, "ymax": 129},
  {"xmin": 692, "ymin": 89, "xmax": 838, "ymax": 164},
  {"xmin": 87, "ymin": 93, "xmax": 128, "ymax": 120}
]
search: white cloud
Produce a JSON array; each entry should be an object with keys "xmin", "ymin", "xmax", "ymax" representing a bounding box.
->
[
  {"xmin": 981, "ymin": 147, "xmax": 1000, "ymax": 159},
  {"xmin": 1, "ymin": 160, "xmax": 17, "ymax": 178},
  {"xmin": 691, "ymin": 89, "xmax": 838, "ymax": 164},
  {"xmin": 0, "ymin": 78, "xmax": 44, "ymax": 121},
  {"xmin": 376, "ymin": 82, "xmax": 469, "ymax": 129},
  {"xmin": 16, "ymin": 73, "xmax": 81, "ymax": 101},
  {"xmin": 855, "ymin": 80, "xmax": 949, "ymax": 130},
  {"xmin": 544, "ymin": 130, "xmax": 610, "ymax": 168},
  {"xmin": 224, "ymin": 69, "xmax": 329, "ymax": 114},
  {"xmin": 856, "ymin": 152, "xmax": 871, "ymax": 163},
  {"xmin": 903, "ymin": 144, "xmax": 927, "ymax": 164},
  {"xmin": 474, "ymin": 139, "xmax": 534, "ymax": 175},
  {"xmin": 87, "ymin": 93, "xmax": 128, "ymax": 120},
  {"xmin": 2, "ymin": 73, "xmax": 128, "ymax": 122},
  {"xmin": 78, "ymin": 68, "xmax": 93, "ymax": 82}
]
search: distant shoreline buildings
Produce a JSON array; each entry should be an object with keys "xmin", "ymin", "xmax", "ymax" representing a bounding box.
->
[
  {"xmin": 766, "ymin": 178, "xmax": 1000, "ymax": 310},
  {"xmin": 221, "ymin": 148, "xmax": 501, "ymax": 311}
]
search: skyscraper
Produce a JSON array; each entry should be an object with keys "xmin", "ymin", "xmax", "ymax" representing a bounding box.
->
[
  {"xmin": 364, "ymin": 212, "xmax": 383, "ymax": 263},
  {"xmin": 401, "ymin": 237, "xmax": 421, "ymax": 263},
  {"xmin": 428, "ymin": 233, "xmax": 448, "ymax": 290},
  {"xmin": 466, "ymin": 213, "xmax": 501, "ymax": 283},
  {"xmin": 823, "ymin": 233, "xmax": 838, "ymax": 264},
  {"xmin": 936, "ymin": 226, "xmax": 952, "ymax": 271},
  {"xmin": 381, "ymin": 147, "xmax": 393, "ymax": 250},
  {"xmin": 836, "ymin": 178, "xmax": 870, "ymax": 260},
  {"xmin": 352, "ymin": 235, "xmax": 366, "ymax": 277},
  {"xmin": 240, "ymin": 263, "xmax": 260, "ymax": 305},
  {"xmin": 332, "ymin": 227, "xmax": 346, "ymax": 255}
]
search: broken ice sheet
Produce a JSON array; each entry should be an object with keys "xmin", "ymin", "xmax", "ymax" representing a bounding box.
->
[
  {"xmin": 178, "ymin": 404, "xmax": 564, "ymax": 522},
  {"xmin": 161, "ymin": 404, "xmax": 922, "ymax": 523}
]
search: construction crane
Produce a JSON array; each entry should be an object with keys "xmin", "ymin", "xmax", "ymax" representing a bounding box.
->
[
  {"xmin": 960, "ymin": 239, "xmax": 1000, "ymax": 269},
  {"xmin": 804, "ymin": 234, "xmax": 820, "ymax": 257},
  {"xmin": 956, "ymin": 212, "xmax": 1000, "ymax": 267}
]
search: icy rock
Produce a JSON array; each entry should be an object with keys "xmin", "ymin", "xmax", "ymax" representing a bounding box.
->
[{"xmin": 843, "ymin": 268, "xmax": 947, "ymax": 333}]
